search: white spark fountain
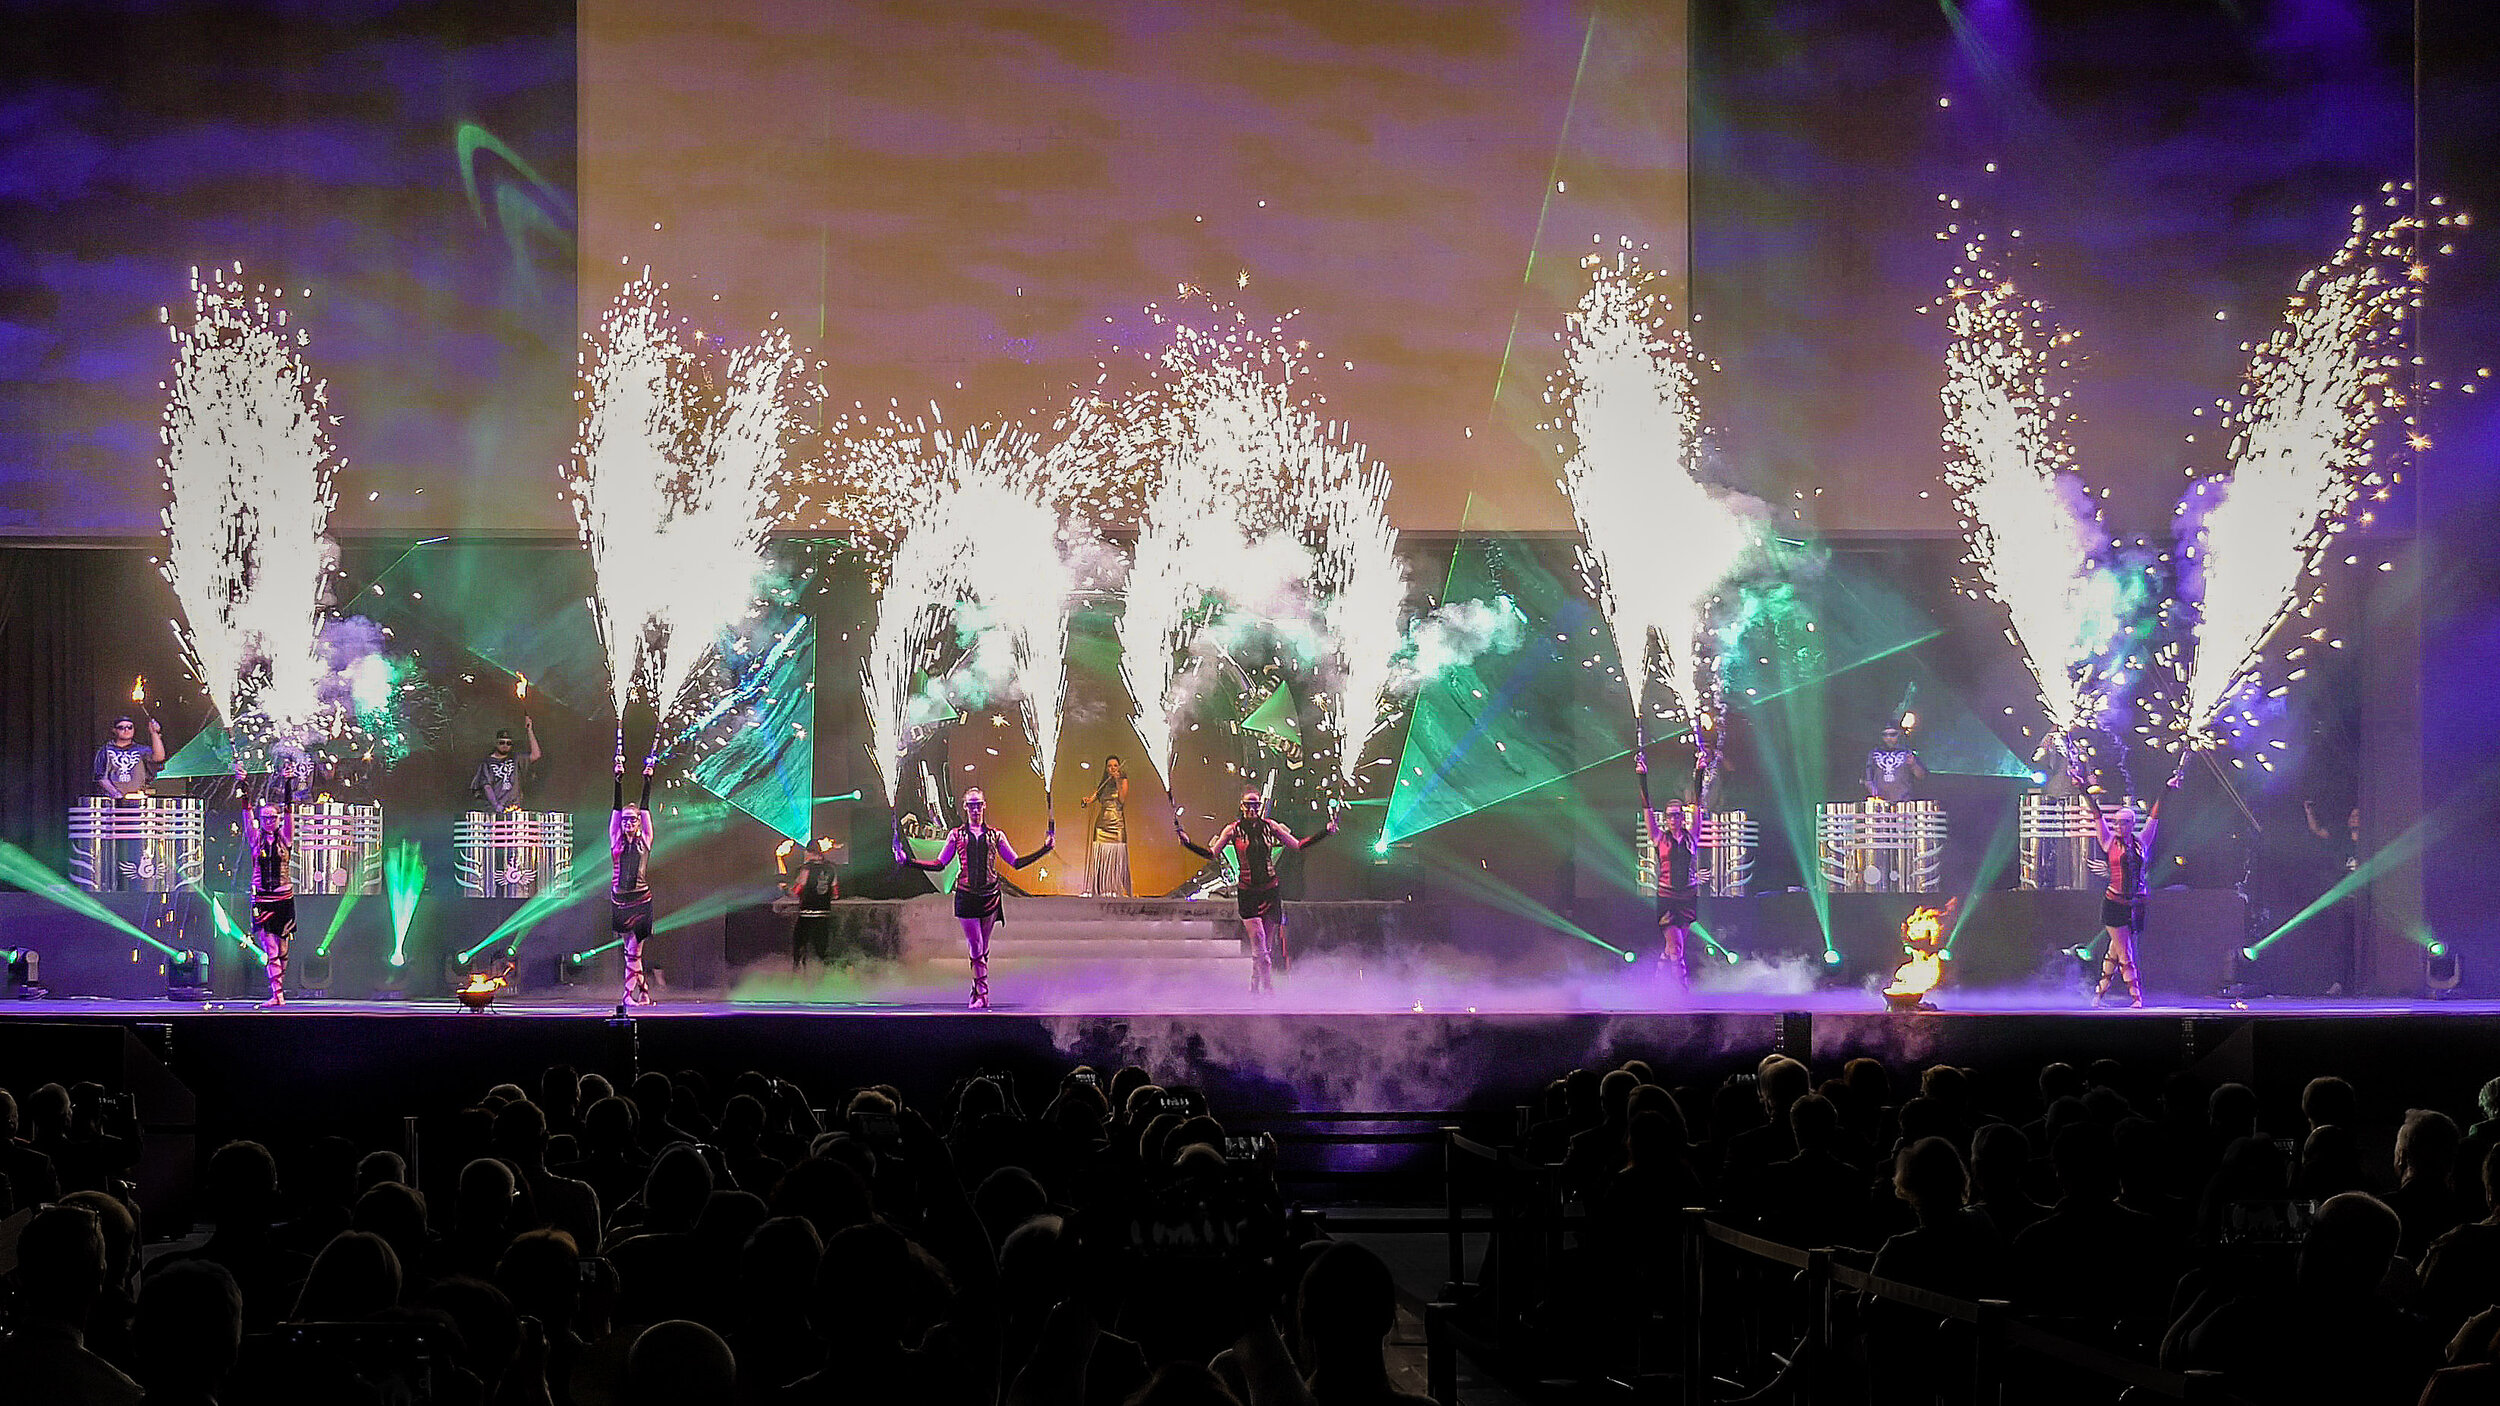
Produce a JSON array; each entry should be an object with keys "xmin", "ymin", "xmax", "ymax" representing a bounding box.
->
[
  {"xmin": 570, "ymin": 277, "xmax": 799, "ymax": 734},
  {"xmin": 1559, "ymin": 254, "xmax": 1753, "ymax": 726},
  {"xmin": 159, "ymin": 265, "xmax": 339, "ymax": 729},
  {"xmin": 2173, "ymin": 200, "xmax": 2443, "ymax": 745},
  {"xmin": 860, "ymin": 431, "xmax": 1079, "ymax": 806},
  {"xmin": 1939, "ymin": 256, "xmax": 2120, "ymax": 736},
  {"xmin": 1116, "ymin": 317, "xmax": 1405, "ymax": 790}
]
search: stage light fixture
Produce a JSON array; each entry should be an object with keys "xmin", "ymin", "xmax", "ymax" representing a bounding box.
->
[
  {"xmin": 2427, "ymin": 946, "xmax": 2462, "ymax": 996},
  {"xmin": 1822, "ymin": 949, "xmax": 1843, "ymax": 966},
  {"xmin": 166, "ymin": 950, "xmax": 210, "ymax": 1001},
  {"xmin": 297, "ymin": 951, "xmax": 332, "ymax": 999},
  {"xmin": 6, "ymin": 948, "xmax": 44, "ymax": 999},
  {"xmin": 370, "ymin": 962, "xmax": 409, "ymax": 1002}
]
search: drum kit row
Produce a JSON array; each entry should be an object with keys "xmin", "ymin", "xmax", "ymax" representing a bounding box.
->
[
  {"xmin": 69, "ymin": 796, "xmax": 573, "ymax": 898},
  {"xmin": 1612, "ymin": 797, "xmax": 2123, "ymax": 898}
]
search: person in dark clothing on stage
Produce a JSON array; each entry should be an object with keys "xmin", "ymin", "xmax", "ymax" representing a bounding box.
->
[
  {"xmin": 895, "ymin": 788, "xmax": 1052, "ymax": 1011},
  {"xmin": 1174, "ymin": 789, "xmax": 1335, "ymax": 994},
  {"xmin": 613, "ymin": 748, "xmax": 658, "ymax": 1007},
  {"xmin": 2075, "ymin": 752, "xmax": 2184, "ymax": 1008},
  {"xmin": 470, "ymin": 719, "xmax": 541, "ymax": 812},
  {"xmin": 234, "ymin": 757, "xmax": 296, "ymax": 1008},
  {"xmin": 1636, "ymin": 730, "xmax": 1714, "ymax": 988},
  {"xmin": 94, "ymin": 715, "xmax": 166, "ymax": 799},
  {"xmin": 1864, "ymin": 724, "xmax": 1928, "ymax": 803},
  {"xmin": 780, "ymin": 838, "xmax": 841, "ymax": 965}
]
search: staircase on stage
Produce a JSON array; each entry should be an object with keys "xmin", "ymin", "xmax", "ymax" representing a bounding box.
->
[{"xmin": 726, "ymin": 895, "xmax": 1424, "ymax": 979}]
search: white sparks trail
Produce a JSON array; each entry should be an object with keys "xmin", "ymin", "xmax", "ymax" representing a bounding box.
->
[
  {"xmin": 860, "ymin": 430, "xmax": 1079, "ymax": 807},
  {"xmin": 2171, "ymin": 198, "xmax": 2449, "ymax": 744},
  {"xmin": 159, "ymin": 265, "xmax": 339, "ymax": 729},
  {"xmin": 1558, "ymin": 254, "xmax": 1752, "ymax": 726},
  {"xmin": 1115, "ymin": 316, "xmax": 1406, "ymax": 791},
  {"xmin": 570, "ymin": 277, "xmax": 798, "ymax": 734},
  {"xmin": 1939, "ymin": 254, "xmax": 2119, "ymax": 735}
]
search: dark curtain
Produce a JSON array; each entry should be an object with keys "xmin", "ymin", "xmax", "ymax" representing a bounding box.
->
[{"xmin": 0, "ymin": 548, "xmax": 106, "ymax": 873}]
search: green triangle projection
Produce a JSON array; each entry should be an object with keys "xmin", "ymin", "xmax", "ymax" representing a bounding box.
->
[
  {"xmin": 156, "ymin": 723, "xmax": 238, "ymax": 780},
  {"xmin": 1241, "ymin": 681, "xmax": 1303, "ymax": 746},
  {"xmin": 687, "ymin": 615, "xmax": 815, "ymax": 843},
  {"xmin": 1381, "ymin": 538, "xmax": 1627, "ymax": 845}
]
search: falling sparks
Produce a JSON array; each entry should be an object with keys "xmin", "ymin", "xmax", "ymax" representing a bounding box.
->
[
  {"xmin": 2171, "ymin": 196, "xmax": 2456, "ymax": 744},
  {"xmin": 1938, "ymin": 250, "xmax": 2121, "ymax": 736},
  {"xmin": 1113, "ymin": 315, "xmax": 1407, "ymax": 790},
  {"xmin": 159, "ymin": 265, "xmax": 339, "ymax": 729},
  {"xmin": 1557, "ymin": 254, "xmax": 1753, "ymax": 726},
  {"xmin": 569, "ymin": 276, "xmax": 799, "ymax": 734},
  {"xmin": 860, "ymin": 430, "xmax": 1081, "ymax": 807}
]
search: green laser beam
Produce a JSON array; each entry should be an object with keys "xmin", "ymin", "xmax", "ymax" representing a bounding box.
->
[
  {"xmin": 2249, "ymin": 765, "xmax": 2500, "ymax": 955},
  {"xmin": 200, "ymin": 892, "xmax": 267, "ymax": 966},
  {"xmin": 569, "ymin": 938, "xmax": 625, "ymax": 963},
  {"xmin": 0, "ymin": 843, "xmax": 186, "ymax": 958},
  {"xmin": 1942, "ymin": 801, "xmax": 2022, "ymax": 955},
  {"xmin": 316, "ymin": 888, "xmax": 362, "ymax": 957},
  {"xmin": 385, "ymin": 840, "xmax": 425, "ymax": 967},
  {"xmin": 1487, "ymin": 9, "xmax": 1599, "ymax": 409},
  {"xmin": 1410, "ymin": 846, "xmax": 1628, "ymax": 957}
]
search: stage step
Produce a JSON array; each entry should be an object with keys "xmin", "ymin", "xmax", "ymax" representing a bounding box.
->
[{"xmin": 968, "ymin": 937, "xmax": 1247, "ymax": 961}]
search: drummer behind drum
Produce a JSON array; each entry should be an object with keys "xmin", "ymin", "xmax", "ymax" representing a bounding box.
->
[
  {"xmin": 1863, "ymin": 723, "xmax": 1928, "ymax": 804},
  {"xmin": 469, "ymin": 718, "xmax": 541, "ymax": 813},
  {"xmin": 94, "ymin": 715, "xmax": 166, "ymax": 800}
]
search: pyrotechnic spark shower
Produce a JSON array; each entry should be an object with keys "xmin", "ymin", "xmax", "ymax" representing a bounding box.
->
[
  {"xmin": 570, "ymin": 276, "xmax": 799, "ymax": 734},
  {"xmin": 1938, "ymin": 252, "xmax": 2120, "ymax": 736},
  {"xmin": 1558, "ymin": 253, "xmax": 1752, "ymax": 728},
  {"xmin": 2168, "ymin": 195, "xmax": 2457, "ymax": 745},
  {"xmin": 159, "ymin": 265, "xmax": 339, "ymax": 728},
  {"xmin": 1115, "ymin": 316, "xmax": 1406, "ymax": 791},
  {"xmin": 860, "ymin": 431, "xmax": 1079, "ymax": 808}
]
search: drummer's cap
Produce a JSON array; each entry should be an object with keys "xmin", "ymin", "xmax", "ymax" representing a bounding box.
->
[
  {"xmin": 494, "ymin": 729, "xmax": 514, "ymax": 741},
  {"xmin": 113, "ymin": 715, "xmax": 135, "ymax": 727}
]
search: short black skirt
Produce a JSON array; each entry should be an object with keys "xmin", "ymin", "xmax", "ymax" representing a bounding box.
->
[
  {"xmin": 611, "ymin": 893, "xmax": 654, "ymax": 934},
  {"xmin": 252, "ymin": 897, "xmax": 296, "ymax": 942},
  {"xmin": 955, "ymin": 886, "xmax": 1005, "ymax": 923},
  {"xmin": 1238, "ymin": 885, "xmax": 1283, "ymax": 922},
  {"xmin": 1657, "ymin": 888, "xmax": 1700, "ymax": 928},
  {"xmin": 2102, "ymin": 895, "xmax": 2147, "ymax": 932}
]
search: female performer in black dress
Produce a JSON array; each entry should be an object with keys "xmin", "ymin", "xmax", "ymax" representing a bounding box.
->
[
  {"xmin": 1174, "ymin": 789, "xmax": 1336, "ymax": 993},
  {"xmin": 234, "ymin": 757, "xmax": 296, "ymax": 1008},
  {"xmin": 1636, "ymin": 740, "xmax": 1711, "ymax": 989},
  {"xmin": 2074, "ymin": 755, "xmax": 2184, "ymax": 1008},
  {"xmin": 612, "ymin": 750, "xmax": 658, "ymax": 1007},
  {"xmin": 894, "ymin": 788, "xmax": 1053, "ymax": 1010}
]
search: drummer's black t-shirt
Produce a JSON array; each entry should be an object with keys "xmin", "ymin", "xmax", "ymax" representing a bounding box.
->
[{"xmin": 94, "ymin": 743, "xmax": 153, "ymax": 795}]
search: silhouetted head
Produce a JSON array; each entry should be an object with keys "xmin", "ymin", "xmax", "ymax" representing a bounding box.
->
[
  {"xmin": 2299, "ymin": 1192, "xmax": 2401, "ymax": 1298},
  {"xmin": 626, "ymin": 1319, "xmax": 737, "ymax": 1406},
  {"xmin": 1893, "ymin": 1136, "xmax": 1967, "ymax": 1218},
  {"xmin": 293, "ymin": 1230, "xmax": 402, "ymax": 1321},
  {"xmin": 136, "ymin": 1260, "xmax": 243, "ymax": 1399}
]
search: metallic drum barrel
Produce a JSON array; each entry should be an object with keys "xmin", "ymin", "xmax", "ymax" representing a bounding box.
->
[
  {"xmin": 288, "ymin": 802, "xmax": 384, "ymax": 895},
  {"xmin": 68, "ymin": 796, "xmax": 206, "ymax": 893},
  {"xmin": 1817, "ymin": 799, "xmax": 1946, "ymax": 894},
  {"xmin": 454, "ymin": 811, "xmax": 574, "ymax": 899}
]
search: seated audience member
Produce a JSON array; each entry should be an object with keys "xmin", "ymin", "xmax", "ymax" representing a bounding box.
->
[
  {"xmin": 1966, "ymin": 1123, "xmax": 2048, "ymax": 1244},
  {"xmin": 2420, "ymin": 1145, "xmax": 2500, "ymax": 1333},
  {"xmin": 132, "ymin": 1261, "xmax": 244, "ymax": 1406},
  {"xmin": 2391, "ymin": 1108, "xmax": 2469, "ymax": 1262},
  {"xmin": 2010, "ymin": 1123, "xmax": 2175, "ymax": 1332},
  {"xmin": 0, "ymin": 1202, "xmax": 144, "ymax": 1405},
  {"xmin": 144, "ymin": 1139, "xmax": 312, "ymax": 1331},
  {"xmin": 2165, "ymin": 1191, "xmax": 2442, "ymax": 1405}
]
